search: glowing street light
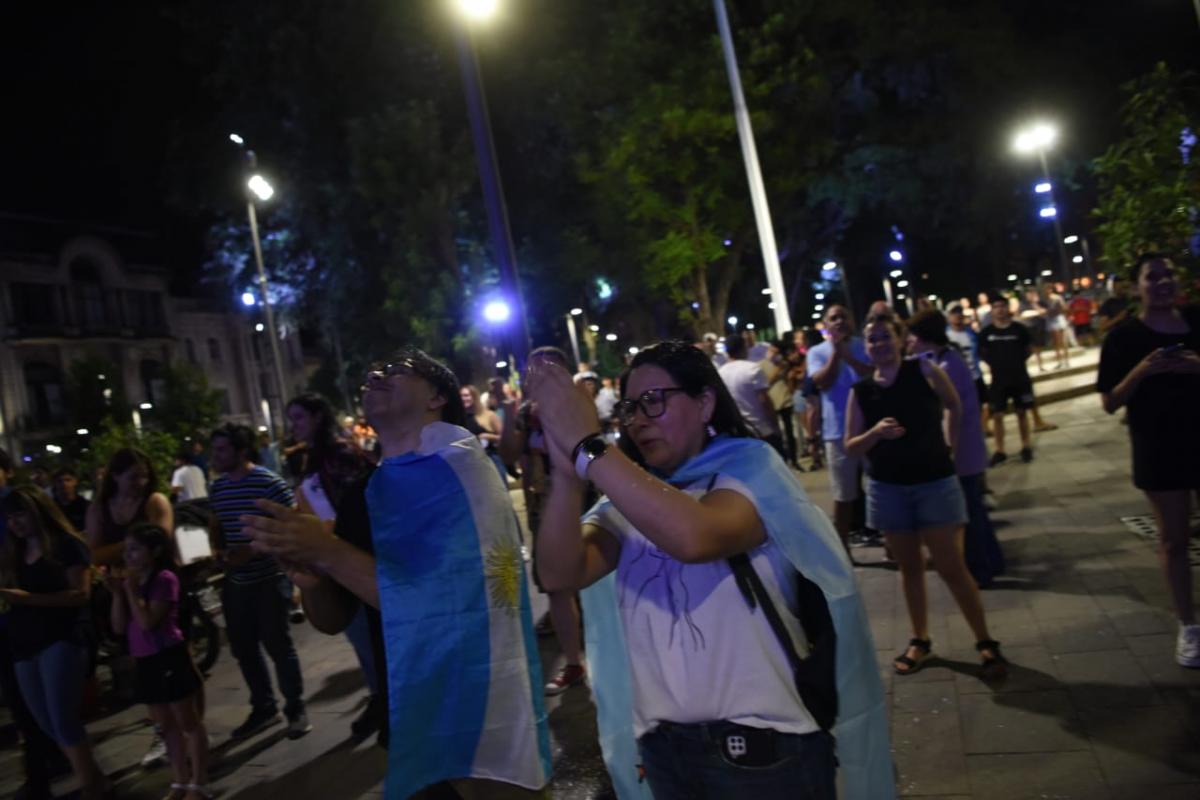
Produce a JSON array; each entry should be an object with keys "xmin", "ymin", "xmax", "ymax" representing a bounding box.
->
[
  {"xmin": 1034, "ymin": 181, "xmax": 1052, "ymax": 194},
  {"xmin": 495, "ymin": 360, "xmax": 508, "ymax": 369},
  {"xmin": 1073, "ymin": 255, "xmax": 1083, "ymax": 263},
  {"xmin": 482, "ymin": 299, "xmax": 511, "ymax": 323},
  {"xmin": 814, "ymin": 293, "xmax": 825, "ymax": 300},
  {"xmin": 1012, "ymin": 122, "xmax": 1058, "ymax": 154},
  {"xmin": 727, "ymin": 315, "xmax": 738, "ymax": 327},
  {"xmin": 569, "ymin": 307, "xmax": 583, "ymax": 316},
  {"xmin": 247, "ymin": 174, "xmax": 275, "ymax": 202},
  {"xmin": 1013, "ymin": 120, "xmax": 1070, "ymax": 281},
  {"xmin": 896, "ymin": 280, "xmax": 909, "ymax": 288},
  {"xmin": 241, "ymin": 291, "xmax": 256, "ymax": 307},
  {"xmin": 1041, "ymin": 269, "xmax": 1054, "ymax": 277},
  {"xmin": 605, "ymin": 333, "xmax": 618, "ymax": 342},
  {"xmin": 1007, "ymin": 274, "xmax": 1019, "ymax": 281},
  {"xmin": 889, "ymin": 269, "xmax": 903, "ymax": 278},
  {"xmin": 746, "ymin": 323, "xmax": 755, "ymax": 330},
  {"xmin": 628, "ymin": 346, "xmax": 639, "ymax": 355},
  {"xmin": 76, "ymin": 428, "xmax": 89, "ymax": 436},
  {"xmin": 1063, "ymin": 235, "xmax": 1079, "ymax": 244},
  {"xmin": 139, "ymin": 402, "xmax": 153, "ymax": 410},
  {"xmin": 454, "ymin": 0, "xmax": 499, "ymax": 21},
  {"xmin": 761, "ymin": 288, "xmax": 772, "ymax": 295},
  {"xmin": 889, "ymin": 250, "xmax": 904, "ymax": 262},
  {"xmin": 1039, "ymin": 206, "xmax": 1057, "ymax": 218},
  {"xmin": 255, "ymin": 322, "xmax": 265, "ymax": 332},
  {"xmin": 814, "ymin": 304, "xmax": 825, "ymax": 311},
  {"xmin": 229, "ymin": 133, "xmax": 244, "ymax": 145}
]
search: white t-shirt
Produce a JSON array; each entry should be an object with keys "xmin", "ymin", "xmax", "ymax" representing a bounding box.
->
[
  {"xmin": 584, "ymin": 474, "xmax": 818, "ymax": 738},
  {"xmin": 170, "ymin": 464, "xmax": 208, "ymax": 501},
  {"xmin": 718, "ymin": 359, "xmax": 779, "ymax": 435}
]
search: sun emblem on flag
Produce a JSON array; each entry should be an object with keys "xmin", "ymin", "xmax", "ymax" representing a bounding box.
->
[{"xmin": 484, "ymin": 539, "xmax": 522, "ymax": 615}]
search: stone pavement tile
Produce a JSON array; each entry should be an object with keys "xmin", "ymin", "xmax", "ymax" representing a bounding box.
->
[
  {"xmin": 1036, "ymin": 615, "xmax": 1126, "ymax": 654},
  {"xmin": 1025, "ymin": 587, "xmax": 1104, "ymax": 622},
  {"xmin": 893, "ymin": 680, "xmax": 959, "ymax": 715},
  {"xmin": 953, "ymin": 644, "xmax": 1062, "ymax": 695},
  {"xmin": 1052, "ymin": 649, "xmax": 1163, "ymax": 708},
  {"xmin": 965, "ymin": 752, "xmax": 1110, "ymax": 800},
  {"xmin": 958, "ymin": 690, "xmax": 1088, "ymax": 754},
  {"xmin": 891, "ymin": 702, "xmax": 970, "ymax": 797},
  {"xmin": 1107, "ymin": 783, "xmax": 1200, "ymax": 800},
  {"xmin": 1107, "ymin": 609, "xmax": 1175, "ymax": 637},
  {"xmin": 1081, "ymin": 705, "xmax": 1200, "ymax": 785},
  {"xmin": 944, "ymin": 607, "xmax": 1042, "ymax": 650}
]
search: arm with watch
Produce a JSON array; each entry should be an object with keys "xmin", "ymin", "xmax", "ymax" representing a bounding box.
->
[{"xmin": 529, "ymin": 363, "xmax": 766, "ymax": 573}]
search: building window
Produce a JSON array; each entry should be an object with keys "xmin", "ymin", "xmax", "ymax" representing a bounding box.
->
[
  {"xmin": 69, "ymin": 258, "xmax": 108, "ymax": 330},
  {"xmin": 141, "ymin": 359, "xmax": 165, "ymax": 407},
  {"xmin": 185, "ymin": 339, "xmax": 197, "ymax": 363},
  {"xmin": 218, "ymin": 388, "xmax": 232, "ymax": 415},
  {"xmin": 24, "ymin": 362, "xmax": 65, "ymax": 427},
  {"xmin": 207, "ymin": 338, "xmax": 221, "ymax": 361},
  {"xmin": 126, "ymin": 290, "xmax": 165, "ymax": 331}
]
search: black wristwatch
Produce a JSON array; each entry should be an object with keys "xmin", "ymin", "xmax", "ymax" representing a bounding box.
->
[{"xmin": 572, "ymin": 433, "xmax": 609, "ymax": 480}]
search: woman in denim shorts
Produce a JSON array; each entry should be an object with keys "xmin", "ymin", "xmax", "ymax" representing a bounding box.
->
[{"xmin": 845, "ymin": 316, "xmax": 1008, "ymax": 680}]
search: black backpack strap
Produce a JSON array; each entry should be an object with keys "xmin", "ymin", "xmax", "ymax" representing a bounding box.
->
[{"xmin": 726, "ymin": 553, "xmax": 806, "ymax": 678}]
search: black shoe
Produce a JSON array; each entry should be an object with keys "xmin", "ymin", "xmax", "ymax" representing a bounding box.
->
[
  {"xmin": 289, "ymin": 608, "xmax": 307, "ymax": 624},
  {"xmin": 1020, "ymin": 447, "xmax": 1033, "ymax": 463},
  {"xmin": 350, "ymin": 695, "xmax": 384, "ymax": 741},
  {"xmin": 286, "ymin": 711, "xmax": 313, "ymax": 740},
  {"xmin": 231, "ymin": 707, "xmax": 281, "ymax": 740},
  {"xmin": 989, "ymin": 452, "xmax": 1007, "ymax": 467}
]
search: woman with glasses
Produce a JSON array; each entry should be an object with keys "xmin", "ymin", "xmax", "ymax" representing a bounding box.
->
[
  {"xmin": 844, "ymin": 316, "xmax": 1006, "ymax": 680},
  {"xmin": 528, "ymin": 340, "xmax": 891, "ymax": 800}
]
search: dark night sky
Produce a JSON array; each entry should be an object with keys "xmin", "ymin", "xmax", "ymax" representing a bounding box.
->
[{"xmin": 2, "ymin": 1, "xmax": 1197, "ymax": 274}]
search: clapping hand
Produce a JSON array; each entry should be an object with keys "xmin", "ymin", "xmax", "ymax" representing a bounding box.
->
[
  {"xmin": 241, "ymin": 501, "xmax": 338, "ymax": 572},
  {"xmin": 525, "ymin": 360, "xmax": 601, "ymax": 470}
]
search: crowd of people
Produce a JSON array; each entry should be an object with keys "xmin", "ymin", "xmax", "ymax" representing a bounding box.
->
[{"xmin": 0, "ymin": 254, "xmax": 1197, "ymax": 799}]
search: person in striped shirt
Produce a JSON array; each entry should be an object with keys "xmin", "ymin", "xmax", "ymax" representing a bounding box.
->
[{"xmin": 208, "ymin": 423, "xmax": 310, "ymax": 741}]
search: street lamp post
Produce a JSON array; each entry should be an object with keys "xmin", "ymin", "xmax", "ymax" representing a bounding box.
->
[
  {"xmin": 1013, "ymin": 122, "xmax": 1072, "ymax": 283},
  {"xmin": 451, "ymin": 1, "xmax": 531, "ymax": 375},
  {"xmin": 565, "ymin": 308, "xmax": 583, "ymax": 366},
  {"xmin": 230, "ymin": 135, "xmax": 289, "ymax": 439}
]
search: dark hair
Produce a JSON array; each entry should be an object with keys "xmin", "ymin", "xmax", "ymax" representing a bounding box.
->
[
  {"xmin": 802, "ymin": 328, "xmax": 825, "ymax": 350},
  {"xmin": 1131, "ymin": 252, "xmax": 1171, "ymax": 281},
  {"xmin": 0, "ymin": 486, "xmax": 88, "ymax": 584},
  {"xmin": 986, "ymin": 291, "xmax": 1007, "ymax": 305},
  {"xmin": 617, "ymin": 340, "xmax": 752, "ymax": 463},
  {"xmin": 0, "ymin": 448, "xmax": 13, "ymax": 474},
  {"xmin": 385, "ymin": 347, "xmax": 466, "ymax": 427},
  {"xmin": 529, "ymin": 346, "xmax": 571, "ymax": 369},
  {"xmin": 126, "ymin": 522, "xmax": 176, "ymax": 576},
  {"xmin": 947, "ymin": 304, "xmax": 964, "ymax": 315},
  {"xmin": 52, "ymin": 466, "xmax": 79, "ymax": 480},
  {"xmin": 724, "ymin": 334, "xmax": 747, "ymax": 359},
  {"xmin": 906, "ymin": 309, "xmax": 949, "ymax": 347},
  {"xmin": 286, "ymin": 393, "xmax": 340, "ymax": 476},
  {"xmin": 211, "ymin": 423, "xmax": 256, "ymax": 462},
  {"xmin": 99, "ymin": 448, "xmax": 157, "ymax": 506}
]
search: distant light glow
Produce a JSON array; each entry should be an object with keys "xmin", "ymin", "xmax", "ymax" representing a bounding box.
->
[
  {"xmin": 76, "ymin": 428, "xmax": 89, "ymax": 435},
  {"xmin": 455, "ymin": 0, "xmax": 499, "ymax": 20},
  {"xmin": 1039, "ymin": 206, "xmax": 1057, "ymax": 218},
  {"xmin": 1041, "ymin": 270, "xmax": 1054, "ymax": 277},
  {"xmin": 605, "ymin": 333, "xmax": 618, "ymax": 342},
  {"xmin": 1007, "ymin": 274, "xmax": 1019, "ymax": 281},
  {"xmin": 691, "ymin": 302, "xmax": 701, "ymax": 310},
  {"xmin": 1013, "ymin": 122, "xmax": 1058, "ymax": 154},
  {"xmin": 767, "ymin": 302, "xmax": 776, "ymax": 309},
  {"xmin": 257, "ymin": 425, "xmax": 268, "ymax": 432},
  {"xmin": 812, "ymin": 313, "xmax": 821, "ymax": 319},
  {"xmin": 897, "ymin": 294, "xmax": 907, "ymax": 300},
  {"xmin": 255, "ymin": 322, "xmax": 265, "ymax": 332},
  {"xmin": 889, "ymin": 269, "xmax": 903, "ymax": 278},
  {"xmin": 45, "ymin": 444, "xmax": 62, "ymax": 454},
  {"xmin": 1072, "ymin": 255, "xmax": 1083, "ymax": 263},
  {"xmin": 628, "ymin": 346, "xmax": 639, "ymax": 355},
  {"xmin": 821, "ymin": 261, "xmax": 837, "ymax": 271},
  {"xmin": 569, "ymin": 307, "xmax": 583, "ymax": 316},
  {"xmin": 723, "ymin": 239, "xmax": 732, "ymax": 247},
  {"xmin": 139, "ymin": 402, "xmax": 153, "ymax": 410},
  {"xmin": 814, "ymin": 293, "xmax": 825, "ymax": 300},
  {"xmin": 241, "ymin": 291, "xmax": 256, "ymax": 307},
  {"xmin": 814, "ymin": 304, "xmax": 825, "ymax": 311},
  {"xmin": 588, "ymin": 324, "xmax": 599, "ymax": 332},
  {"xmin": 727, "ymin": 316, "xmax": 738, "ymax": 326},
  {"xmin": 596, "ymin": 277, "xmax": 614, "ymax": 300},
  {"xmin": 761, "ymin": 288, "xmax": 772, "ymax": 295},
  {"xmin": 897, "ymin": 280, "xmax": 909, "ymax": 288},
  {"xmin": 495, "ymin": 361, "xmax": 508, "ymax": 369},
  {"xmin": 1063, "ymin": 235, "xmax": 1079, "ymax": 244},
  {"xmin": 229, "ymin": 133, "xmax": 244, "ymax": 145},
  {"xmin": 889, "ymin": 250, "xmax": 904, "ymax": 262},
  {"xmin": 247, "ymin": 174, "xmax": 275, "ymax": 201},
  {"xmin": 98, "ymin": 373, "xmax": 106, "ymax": 380},
  {"xmin": 1034, "ymin": 182, "xmax": 1052, "ymax": 194},
  {"xmin": 483, "ymin": 300, "xmax": 511, "ymax": 323}
]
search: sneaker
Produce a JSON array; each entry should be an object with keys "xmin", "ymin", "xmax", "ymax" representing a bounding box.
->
[
  {"xmin": 1020, "ymin": 447, "xmax": 1033, "ymax": 463},
  {"xmin": 1176, "ymin": 624, "xmax": 1200, "ymax": 668},
  {"xmin": 231, "ymin": 707, "xmax": 281, "ymax": 740},
  {"xmin": 286, "ymin": 711, "xmax": 313, "ymax": 740},
  {"xmin": 141, "ymin": 729, "xmax": 167, "ymax": 767},
  {"xmin": 289, "ymin": 608, "xmax": 307, "ymax": 624},
  {"xmin": 544, "ymin": 663, "xmax": 586, "ymax": 696},
  {"xmin": 350, "ymin": 694, "xmax": 384, "ymax": 741},
  {"xmin": 989, "ymin": 452, "xmax": 1007, "ymax": 467}
]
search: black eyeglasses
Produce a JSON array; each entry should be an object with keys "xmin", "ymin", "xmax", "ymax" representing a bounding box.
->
[
  {"xmin": 363, "ymin": 361, "xmax": 417, "ymax": 387},
  {"xmin": 616, "ymin": 388, "xmax": 689, "ymax": 426}
]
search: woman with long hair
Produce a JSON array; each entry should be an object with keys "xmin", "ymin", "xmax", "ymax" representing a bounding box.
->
[
  {"xmin": 285, "ymin": 393, "xmax": 381, "ymax": 739},
  {"xmin": 528, "ymin": 340, "xmax": 891, "ymax": 799},
  {"xmin": 460, "ymin": 384, "xmax": 508, "ymax": 484},
  {"xmin": 109, "ymin": 523, "xmax": 210, "ymax": 799},
  {"xmin": 0, "ymin": 487, "xmax": 109, "ymax": 799},
  {"xmin": 85, "ymin": 447, "xmax": 173, "ymax": 568},
  {"xmin": 845, "ymin": 316, "xmax": 1006, "ymax": 679},
  {"xmin": 1098, "ymin": 253, "xmax": 1200, "ymax": 667}
]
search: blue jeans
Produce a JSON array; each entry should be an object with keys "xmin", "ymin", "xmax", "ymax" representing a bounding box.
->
[
  {"xmin": 14, "ymin": 640, "xmax": 88, "ymax": 746},
  {"xmin": 959, "ymin": 473, "xmax": 1006, "ymax": 586},
  {"xmin": 344, "ymin": 605, "xmax": 379, "ymax": 695},
  {"xmin": 638, "ymin": 721, "xmax": 836, "ymax": 800},
  {"xmin": 223, "ymin": 575, "xmax": 306, "ymax": 717}
]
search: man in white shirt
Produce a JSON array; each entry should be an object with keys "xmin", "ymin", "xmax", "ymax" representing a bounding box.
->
[
  {"xmin": 718, "ymin": 335, "xmax": 785, "ymax": 457},
  {"xmin": 171, "ymin": 453, "xmax": 209, "ymax": 501}
]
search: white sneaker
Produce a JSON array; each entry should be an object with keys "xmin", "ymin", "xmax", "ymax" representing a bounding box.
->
[
  {"xmin": 1176, "ymin": 623, "xmax": 1200, "ymax": 668},
  {"xmin": 141, "ymin": 729, "xmax": 167, "ymax": 767}
]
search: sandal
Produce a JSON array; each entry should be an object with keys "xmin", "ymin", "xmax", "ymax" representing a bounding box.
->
[
  {"xmin": 976, "ymin": 639, "xmax": 1009, "ymax": 681},
  {"xmin": 164, "ymin": 784, "xmax": 189, "ymax": 800},
  {"xmin": 893, "ymin": 638, "xmax": 932, "ymax": 675},
  {"xmin": 184, "ymin": 785, "xmax": 217, "ymax": 800}
]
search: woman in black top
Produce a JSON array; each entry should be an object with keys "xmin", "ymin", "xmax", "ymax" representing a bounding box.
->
[
  {"xmin": 0, "ymin": 487, "xmax": 109, "ymax": 799},
  {"xmin": 846, "ymin": 316, "xmax": 1006, "ymax": 679},
  {"xmin": 1097, "ymin": 253, "xmax": 1200, "ymax": 668}
]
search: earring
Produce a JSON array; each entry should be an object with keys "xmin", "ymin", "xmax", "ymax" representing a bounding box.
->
[{"xmin": 706, "ymin": 424, "xmax": 717, "ymax": 438}]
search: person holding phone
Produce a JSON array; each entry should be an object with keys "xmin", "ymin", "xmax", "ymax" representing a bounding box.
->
[{"xmin": 1097, "ymin": 253, "xmax": 1200, "ymax": 668}]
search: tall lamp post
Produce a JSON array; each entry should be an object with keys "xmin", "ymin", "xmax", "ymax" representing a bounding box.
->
[
  {"xmin": 230, "ymin": 134, "xmax": 289, "ymax": 439},
  {"xmin": 1013, "ymin": 122, "xmax": 1071, "ymax": 283},
  {"xmin": 451, "ymin": 0, "xmax": 531, "ymax": 375}
]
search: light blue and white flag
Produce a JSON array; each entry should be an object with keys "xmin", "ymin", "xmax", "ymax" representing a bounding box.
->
[
  {"xmin": 581, "ymin": 436, "xmax": 895, "ymax": 799},
  {"xmin": 368, "ymin": 422, "xmax": 551, "ymax": 799}
]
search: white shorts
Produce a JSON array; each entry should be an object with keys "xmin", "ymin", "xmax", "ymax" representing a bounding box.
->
[{"xmin": 824, "ymin": 439, "xmax": 863, "ymax": 503}]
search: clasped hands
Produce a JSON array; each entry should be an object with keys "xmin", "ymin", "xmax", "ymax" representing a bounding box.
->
[
  {"xmin": 240, "ymin": 501, "xmax": 340, "ymax": 590},
  {"xmin": 524, "ymin": 360, "xmax": 604, "ymax": 479}
]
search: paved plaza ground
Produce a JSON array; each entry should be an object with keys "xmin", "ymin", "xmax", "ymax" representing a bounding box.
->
[{"xmin": 2, "ymin": 387, "xmax": 1198, "ymax": 799}]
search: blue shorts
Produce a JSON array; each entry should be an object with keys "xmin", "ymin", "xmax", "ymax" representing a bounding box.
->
[{"xmin": 866, "ymin": 474, "xmax": 967, "ymax": 532}]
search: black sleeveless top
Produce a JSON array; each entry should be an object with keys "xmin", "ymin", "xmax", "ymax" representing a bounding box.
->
[{"xmin": 852, "ymin": 359, "xmax": 955, "ymax": 485}]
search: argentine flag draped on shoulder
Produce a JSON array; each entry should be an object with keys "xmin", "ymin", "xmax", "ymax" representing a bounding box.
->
[
  {"xmin": 581, "ymin": 436, "xmax": 895, "ymax": 799},
  {"xmin": 367, "ymin": 422, "xmax": 551, "ymax": 799}
]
